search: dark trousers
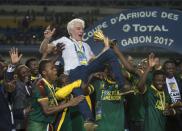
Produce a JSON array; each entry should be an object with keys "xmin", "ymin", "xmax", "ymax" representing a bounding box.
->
[
  {"xmin": 69, "ymin": 49, "xmax": 125, "ymax": 121},
  {"xmin": 166, "ymin": 115, "xmax": 182, "ymax": 131},
  {"xmin": 128, "ymin": 120, "xmax": 144, "ymax": 131}
]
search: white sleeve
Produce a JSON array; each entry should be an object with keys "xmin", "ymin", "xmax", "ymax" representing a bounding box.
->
[
  {"xmin": 52, "ymin": 36, "xmax": 68, "ymax": 46},
  {"xmin": 87, "ymin": 44, "xmax": 95, "ymax": 58}
]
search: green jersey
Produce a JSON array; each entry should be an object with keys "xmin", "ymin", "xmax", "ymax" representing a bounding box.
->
[
  {"xmin": 126, "ymin": 72, "xmax": 145, "ymax": 121},
  {"xmin": 144, "ymin": 85, "xmax": 171, "ymax": 131},
  {"xmin": 54, "ymin": 106, "xmax": 86, "ymax": 131},
  {"xmin": 29, "ymin": 79, "xmax": 57, "ymax": 123},
  {"xmin": 54, "ymin": 107, "xmax": 85, "ymax": 131},
  {"xmin": 70, "ymin": 106, "xmax": 86, "ymax": 131},
  {"xmin": 92, "ymin": 79, "xmax": 124, "ymax": 131}
]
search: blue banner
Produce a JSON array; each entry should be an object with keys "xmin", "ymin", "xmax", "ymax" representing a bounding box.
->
[{"xmin": 83, "ymin": 8, "xmax": 182, "ymax": 54}]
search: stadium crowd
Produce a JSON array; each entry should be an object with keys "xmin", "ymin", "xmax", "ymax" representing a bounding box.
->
[{"xmin": 0, "ymin": 8, "xmax": 99, "ymax": 45}]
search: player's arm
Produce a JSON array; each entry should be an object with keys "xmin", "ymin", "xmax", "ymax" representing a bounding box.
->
[
  {"xmin": 38, "ymin": 95, "xmax": 84, "ymax": 115},
  {"xmin": 55, "ymin": 80, "xmax": 82, "ymax": 100},
  {"xmin": 39, "ymin": 25, "xmax": 56, "ymax": 54},
  {"xmin": 137, "ymin": 53, "xmax": 156, "ymax": 94}
]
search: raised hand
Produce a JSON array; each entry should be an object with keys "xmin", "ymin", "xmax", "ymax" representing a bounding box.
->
[
  {"xmin": 103, "ymin": 36, "xmax": 110, "ymax": 48},
  {"xmin": 9, "ymin": 48, "xmax": 22, "ymax": 65},
  {"xmin": 109, "ymin": 39, "xmax": 118, "ymax": 48},
  {"xmin": 44, "ymin": 25, "xmax": 56, "ymax": 39},
  {"xmin": 56, "ymin": 42, "xmax": 65, "ymax": 55},
  {"xmin": 148, "ymin": 53, "xmax": 156, "ymax": 68},
  {"xmin": 163, "ymin": 108, "xmax": 176, "ymax": 116}
]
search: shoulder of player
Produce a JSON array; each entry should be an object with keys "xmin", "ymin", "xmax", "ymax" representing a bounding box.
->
[
  {"xmin": 52, "ymin": 36, "xmax": 70, "ymax": 45},
  {"xmin": 55, "ymin": 36, "xmax": 68, "ymax": 41},
  {"xmin": 35, "ymin": 79, "xmax": 48, "ymax": 97},
  {"xmin": 69, "ymin": 79, "xmax": 82, "ymax": 87}
]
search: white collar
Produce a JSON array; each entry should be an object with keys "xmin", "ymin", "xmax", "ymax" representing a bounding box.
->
[{"xmin": 69, "ymin": 37, "xmax": 82, "ymax": 43}]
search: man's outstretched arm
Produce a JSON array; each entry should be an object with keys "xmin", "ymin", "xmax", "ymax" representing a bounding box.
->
[{"xmin": 39, "ymin": 25, "xmax": 56, "ymax": 54}]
